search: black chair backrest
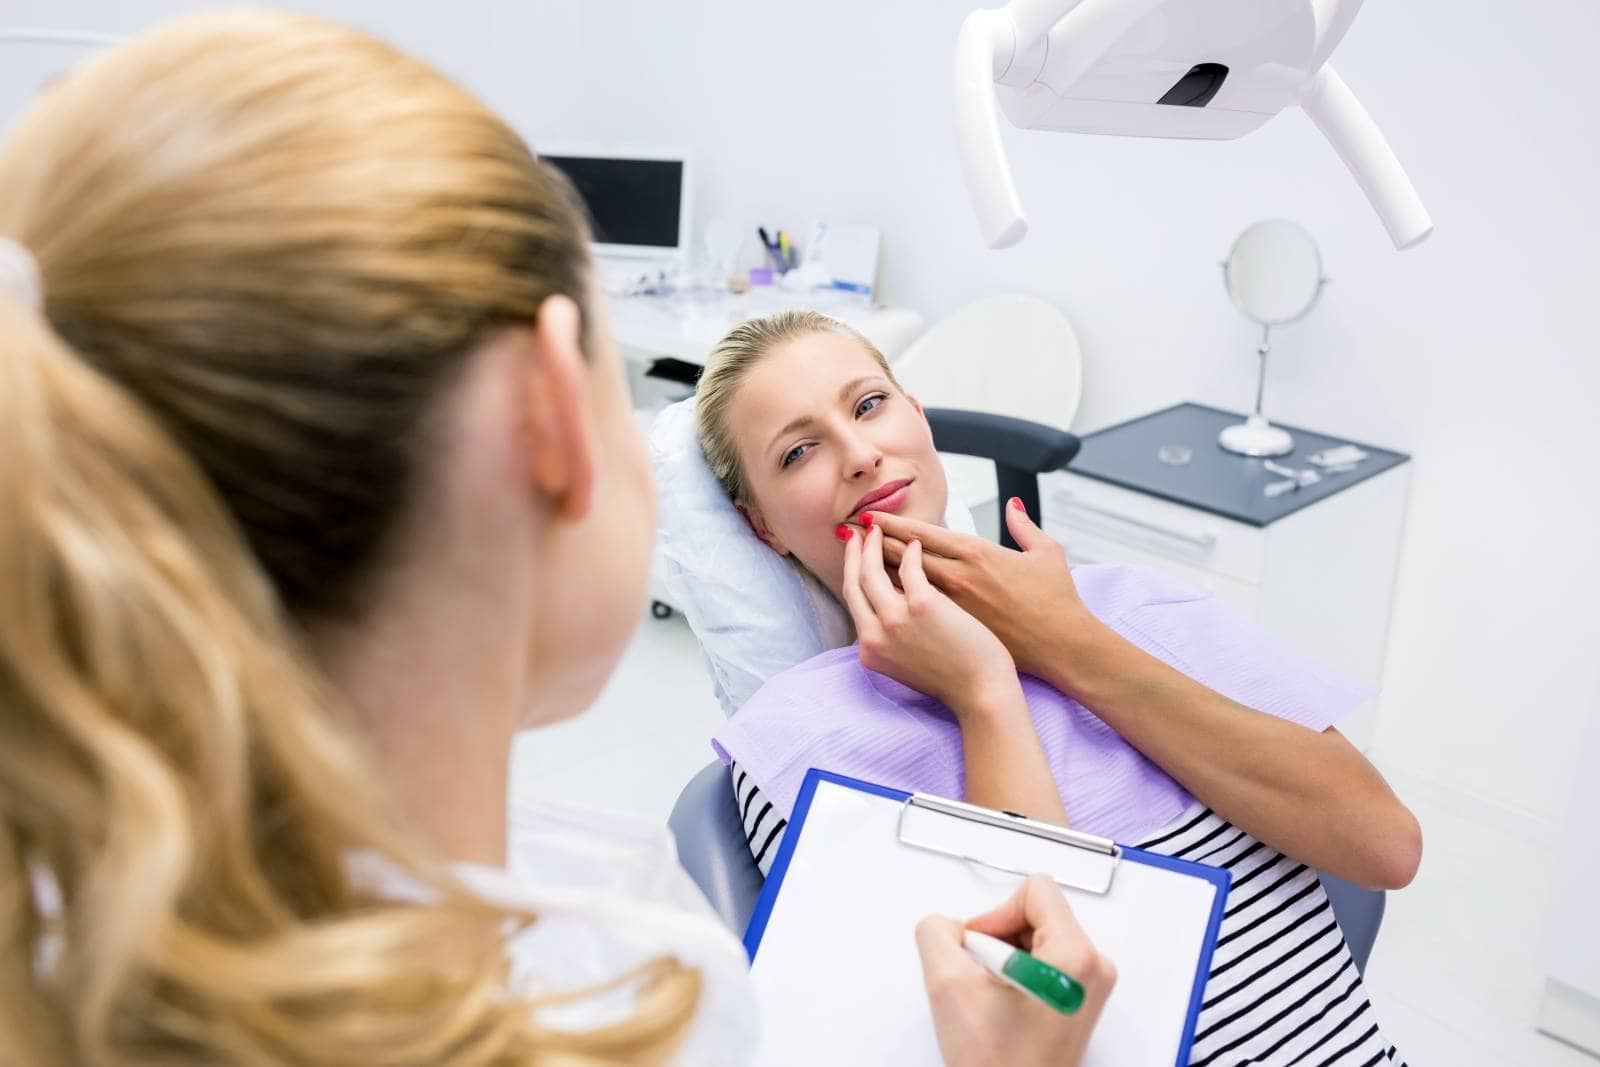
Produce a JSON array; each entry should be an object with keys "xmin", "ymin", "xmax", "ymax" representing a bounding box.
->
[{"xmin": 922, "ymin": 408, "xmax": 1080, "ymax": 549}]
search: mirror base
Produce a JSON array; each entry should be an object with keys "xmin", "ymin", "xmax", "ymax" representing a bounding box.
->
[{"xmin": 1218, "ymin": 415, "xmax": 1295, "ymax": 457}]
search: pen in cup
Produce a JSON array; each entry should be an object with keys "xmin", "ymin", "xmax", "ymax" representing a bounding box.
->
[{"xmin": 757, "ymin": 226, "xmax": 786, "ymax": 272}]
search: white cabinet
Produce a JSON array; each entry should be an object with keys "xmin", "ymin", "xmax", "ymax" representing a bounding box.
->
[
  {"xmin": 1538, "ymin": 683, "xmax": 1600, "ymax": 1056},
  {"xmin": 1029, "ymin": 405, "xmax": 1412, "ymax": 752}
]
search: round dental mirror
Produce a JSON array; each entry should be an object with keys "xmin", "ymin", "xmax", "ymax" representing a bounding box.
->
[
  {"xmin": 1217, "ymin": 220, "xmax": 1327, "ymax": 457},
  {"xmin": 1224, "ymin": 219, "xmax": 1325, "ymax": 325}
]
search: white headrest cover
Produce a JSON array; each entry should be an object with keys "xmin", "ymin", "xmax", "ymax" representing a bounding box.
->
[{"xmin": 649, "ymin": 396, "xmax": 975, "ymax": 716}]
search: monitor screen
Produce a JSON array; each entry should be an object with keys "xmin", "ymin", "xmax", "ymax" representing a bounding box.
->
[{"xmin": 542, "ymin": 154, "xmax": 684, "ymax": 251}]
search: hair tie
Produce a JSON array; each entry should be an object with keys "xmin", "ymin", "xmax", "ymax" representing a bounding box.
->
[{"xmin": 0, "ymin": 236, "xmax": 44, "ymax": 313}]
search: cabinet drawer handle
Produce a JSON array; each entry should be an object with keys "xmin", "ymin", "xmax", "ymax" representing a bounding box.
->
[{"xmin": 1050, "ymin": 491, "xmax": 1218, "ymax": 551}]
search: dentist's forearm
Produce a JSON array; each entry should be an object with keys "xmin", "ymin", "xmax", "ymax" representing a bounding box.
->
[
  {"xmin": 952, "ymin": 686, "xmax": 1070, "ymax": 827},
  {"xmin": 1042, "ymin": 623, "xmax": 1420, "ymax": 889}
]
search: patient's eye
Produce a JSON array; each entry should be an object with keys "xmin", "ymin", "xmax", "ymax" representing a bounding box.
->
[
  {"xmin": 856, "ymin": 393, "xmax": 887, "ymax": 417},
  {"xmin": 780, "ymin": 443, "xmax": 809, "ymax": 469}
]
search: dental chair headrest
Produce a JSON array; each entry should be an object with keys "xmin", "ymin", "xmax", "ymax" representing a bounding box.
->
[{"xmin": 649, "ymin": 396, "xmax": 975, "ymax": 716}]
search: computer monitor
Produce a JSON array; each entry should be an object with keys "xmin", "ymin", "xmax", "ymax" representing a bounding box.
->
[{"xmin": 540, "ymin": 148, "xmax": 691, "ymax": 261}]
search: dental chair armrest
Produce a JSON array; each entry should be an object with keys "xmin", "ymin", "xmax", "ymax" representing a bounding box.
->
[
  {"xmin": 669, "ymin": 762, "xmax": 765, "ymax": 936},
  {"xmin": 1317, "ymin": 871, "xmax": 1386, "ymax": 973},
  {"xmin": 922, "ymin": 408, "xmax": 1080, "ymax": 550}
]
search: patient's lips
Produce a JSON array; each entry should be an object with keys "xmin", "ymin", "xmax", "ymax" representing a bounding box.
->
[{"xmin": 849, "ymin": 478, "xmax": 913, "ymax": 522}]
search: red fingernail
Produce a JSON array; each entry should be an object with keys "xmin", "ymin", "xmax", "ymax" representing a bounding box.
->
[
  {"xmin": 835, "ymin": 524, "xmax": 852, "ymax": 542},
  {"xmin": 1009, "ymin": 497, "xmax": 1025, "ymax": 512},
  {"xmin": 862, "ymin": 512, "xmax": 874, "ymax": 529}
]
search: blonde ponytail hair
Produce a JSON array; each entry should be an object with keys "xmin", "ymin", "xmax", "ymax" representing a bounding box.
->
[{"xmin": 0, "ymin": 11, "xmax": 695, "ymax": 1066}]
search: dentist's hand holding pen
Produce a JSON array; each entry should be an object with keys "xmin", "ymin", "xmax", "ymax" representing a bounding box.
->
[{"xmin": 917, "ymin": 874, "xmax": 1117, "ymax": 1067}]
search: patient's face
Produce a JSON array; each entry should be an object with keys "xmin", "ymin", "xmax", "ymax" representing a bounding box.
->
[{"xmin": 729, "ymin": 331, "xmax": 947, "ymax": 597}]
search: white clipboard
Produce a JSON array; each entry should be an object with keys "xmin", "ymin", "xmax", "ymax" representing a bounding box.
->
[{"xmin": 743, "ymin": 770, "xmax": 1230, "ymax": 1066}]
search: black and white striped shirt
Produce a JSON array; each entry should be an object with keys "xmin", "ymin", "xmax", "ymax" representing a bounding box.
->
[{"xmin": 729, "ymin": 763, "xmax": 1407, "ymax": 1067}]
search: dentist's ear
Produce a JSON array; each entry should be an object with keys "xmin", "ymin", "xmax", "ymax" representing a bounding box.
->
[
  {"xmin": 523, "ymin": 294, "xmax": 595, "ymax": 523},
  {"xmin": 736, "ymin": 501, "xmax": 791, "ymax": 557}
]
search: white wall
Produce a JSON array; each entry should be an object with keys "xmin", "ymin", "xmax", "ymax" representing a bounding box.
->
[{"xmin": 5, "ymin": 1, "xmax": 1597, "ymax": 829}]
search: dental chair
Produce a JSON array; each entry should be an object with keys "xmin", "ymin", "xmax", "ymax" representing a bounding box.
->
[{"xmin": 648, "ymin": 396, "xmax": 1386, "ymax": 971}]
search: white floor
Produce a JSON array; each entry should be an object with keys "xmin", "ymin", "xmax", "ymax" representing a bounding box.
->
[
  {"xmin": 509, "ymin": 608, "xmax": 729, "ymax": 824},
  {"xmin": 509, "ymin": 608, "xmax": 1597, "ymax": 1067}
]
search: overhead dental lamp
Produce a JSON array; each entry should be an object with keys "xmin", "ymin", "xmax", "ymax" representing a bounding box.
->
[{"xmin": 955, "ymin": 0, "xmax": 1433, "ymax": 250}]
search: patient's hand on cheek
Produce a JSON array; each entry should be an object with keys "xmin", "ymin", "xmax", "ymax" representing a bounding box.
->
[
  {"xmin": 842, "ymin": 524, "xmax": 1071, "ymax": 825},
  {"xmin": 870, "ymin": 502, "xmax": 1101, "ymax": 689},
  {"xmin": 838, "ymin": 524, "xmax": 1022, "ymax": 721}
]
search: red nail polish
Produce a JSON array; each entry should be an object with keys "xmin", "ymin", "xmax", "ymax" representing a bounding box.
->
[
  {"xmin": 1009, "ymin": 497, "xmax": 1025, "ymax": 512},
  {"xmin": 835, "ymin": 524, "xmax": 852, "ymax": 542},
  {"xmin": 862, "ymin": 513, "xmax": 874, "ymax": 529}
]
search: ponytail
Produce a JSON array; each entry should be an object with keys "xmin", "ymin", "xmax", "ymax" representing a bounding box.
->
[{"xmin": 0, "ymin": 9, "xmax": 699, "ymax": 1066}]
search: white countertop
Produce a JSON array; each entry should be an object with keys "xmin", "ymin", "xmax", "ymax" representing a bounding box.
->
[{"xmin": 608, "ymin": 287, "xmax": 924, "ymax": 364}]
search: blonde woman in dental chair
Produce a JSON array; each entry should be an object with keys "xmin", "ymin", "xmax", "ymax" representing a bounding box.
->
[{"xmin": 696, "ymin": 309, "xmax": 1420, "ymax": 1067}]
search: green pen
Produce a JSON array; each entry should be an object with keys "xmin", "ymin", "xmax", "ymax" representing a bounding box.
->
[{"xmin": 963, "ymin": 930, "xmax": 1085, "ymax": 1014}]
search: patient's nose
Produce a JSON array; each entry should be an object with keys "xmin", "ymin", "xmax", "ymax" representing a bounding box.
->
[{"xmin": 843, "ymin": 432, "xmax": 883, "ymax": 480}]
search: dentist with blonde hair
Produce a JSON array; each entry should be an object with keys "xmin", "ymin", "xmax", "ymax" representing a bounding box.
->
[{"xmin": 0, "ymin": 11, "xmax": 1112, "ymax": 1066}]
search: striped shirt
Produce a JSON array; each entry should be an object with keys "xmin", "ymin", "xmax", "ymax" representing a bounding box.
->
[{"xmin": 730, "ymin": 763, "xmax": 1407, "ymax": 1067}]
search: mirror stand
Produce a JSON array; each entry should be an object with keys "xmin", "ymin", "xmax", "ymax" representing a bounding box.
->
[{"xmin": 1218, "ymin": 323, "xmax": 1295, "ymax": 457}]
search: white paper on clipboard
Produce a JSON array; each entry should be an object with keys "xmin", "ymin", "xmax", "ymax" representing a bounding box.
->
[{"xmin": 747, "ymin": 777, "xmax": 1225, "ymax": 1067}]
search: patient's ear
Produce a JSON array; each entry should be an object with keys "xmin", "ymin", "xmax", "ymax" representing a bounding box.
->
[
  {"xmin": 908, "ymin": 393, "xmax": 925, "ymax": 416},
  {"xmin": 736, "ymin": 501, "xmax": 790, "ymax": 557}
]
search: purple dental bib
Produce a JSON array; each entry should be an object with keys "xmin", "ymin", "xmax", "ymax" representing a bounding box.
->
[{"xmin": 711, "ymin": 564, "xmax": 1372, "ymax": 844}]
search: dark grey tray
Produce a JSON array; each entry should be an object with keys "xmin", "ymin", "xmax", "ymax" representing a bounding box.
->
[{"xmin": 1064, "ymin": 403, "xmax": 1409, "ymax": 528}]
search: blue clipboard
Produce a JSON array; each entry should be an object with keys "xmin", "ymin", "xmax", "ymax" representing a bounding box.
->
[{"xmin": 743, "ymin": 768, "xmax": 1231, "ymax": 1067}]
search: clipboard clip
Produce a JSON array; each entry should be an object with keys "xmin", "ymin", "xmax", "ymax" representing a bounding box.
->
[{"xmin": 896, "ymin": 793, "xmax": 1122, "ymax": 895}]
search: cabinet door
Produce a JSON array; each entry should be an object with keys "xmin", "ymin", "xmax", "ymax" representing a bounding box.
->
[
  {"xmin": 1041, "ymin": 471, "xmax": 1266, "ymax": 585},
  {"xmin": 1045, "ymin": 516, "xmax": 1261, "ymax": 618}
]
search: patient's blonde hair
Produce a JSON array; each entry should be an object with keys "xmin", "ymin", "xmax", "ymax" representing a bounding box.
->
[
  {"xmin": 697, "ymin": 309, "xmax": 900, "ymax": 504},
  {"xmin": 0, "ymin": 11, "xmax": 696, "ymax": 1067}
]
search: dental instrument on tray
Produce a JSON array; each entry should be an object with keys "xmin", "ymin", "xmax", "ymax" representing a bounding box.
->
[
  {"xmin": 1309, "ymin": 443, "xmax": 1370, "ymax": 468},
  {"xmin": 1263, "ymin": 459, "xmax": 1321, "ymax": 487},
  {"xmin": 1263, "ymin": 478, "xmax": 1299, "ymax": 499},
  {"xmin": 953, "ymin": 0, "xmax": 1433, "ymax": 251}
]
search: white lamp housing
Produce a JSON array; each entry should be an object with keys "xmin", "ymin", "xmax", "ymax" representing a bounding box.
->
[{"xmin": 954, "ymin": 0, "xmax": 1433, "ymax": 250}]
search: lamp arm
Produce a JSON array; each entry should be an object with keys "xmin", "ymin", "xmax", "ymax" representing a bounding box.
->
[
  {"xmin": 953, "ymin": 9, "xmax": 1028, "ymax": 248},
  {"xmin": 954, "ymin": 0, "xmax": 1185, "ymax": 248},
  {"xmin": 1301, "ymin": 64, "xmax": 1434, "ymax": 250}
]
